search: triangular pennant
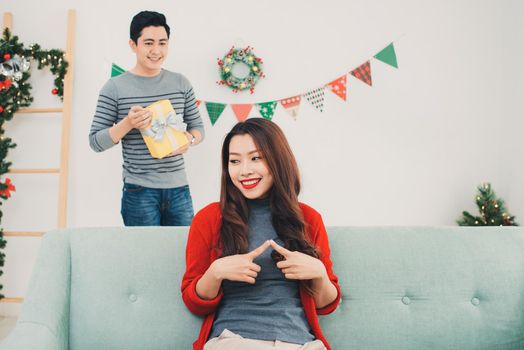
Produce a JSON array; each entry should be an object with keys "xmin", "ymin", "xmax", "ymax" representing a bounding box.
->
[
  {"xmin": 350, "ymin": 61, "xmax": 372, "ymax": 86},
  {"xmin": 303, "ymin": 88, "xmax": 325, "ymax": 112},
  {"xmin": 196, "ymin": 100, "xmax": 201, "ymax": 107},
  {"xmin": 280, "ymin": 96, "xmax": 301, "ymax": 120},
  {"xmin": 326, "ymin": 75, "xmax": 347, "ymax": 101},
  {"xmin": 205, "ymin": 102, "xmax": 226, "ymax": 126},
  {"xmin": 374, "ymin": 42, "xmax": 398, "ymax": 68},
  {"xmin": 231, "ymin": 104, "xmax": 254, "ymax": 122},
  {"xmin": 256, "ymin": 101, "xmax": 278, "ymax": 121},
  {"xmin": 111, "ymin": 63, "xmax": 125, "ymax": 77}
]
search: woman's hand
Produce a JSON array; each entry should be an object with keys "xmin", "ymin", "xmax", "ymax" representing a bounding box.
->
[
  {"xmin": 270, "ymin": 240, "xmax": 338, "ymax": 308},
  {"xmin": 269, "ymin": 240, "xmax": 327, "ymax": 281},
  {"xmin": 210, "ymin": 240, "xmax": 271, "ymax": 284}
]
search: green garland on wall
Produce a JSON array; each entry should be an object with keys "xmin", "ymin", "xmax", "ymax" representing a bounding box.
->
[{"xmin": 0, "ymin": 28, "xmax": 68, "ymax": 299}]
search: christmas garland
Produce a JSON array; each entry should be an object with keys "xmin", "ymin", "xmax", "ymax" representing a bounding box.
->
[
  {"xmin": 0, "ymin": 28, "xmax": 68, "ymax": 299},
  {"xmin": 217, "ymin": 46, "xmax": 264, "ymax": 94}
]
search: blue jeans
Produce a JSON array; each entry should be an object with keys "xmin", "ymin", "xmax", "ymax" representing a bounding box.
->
[{"xmin": 121, "ymin": 183, "xmax": 194, "ymax": 226}]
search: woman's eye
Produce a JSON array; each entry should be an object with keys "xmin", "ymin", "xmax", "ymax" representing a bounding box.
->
[
  {"xmin": 229, "ymin": 159, "xmax": 240, "ymax": 164},
  {"xmin": 252, "ymin": 156, "xmax": 261, "ymax": 161}
]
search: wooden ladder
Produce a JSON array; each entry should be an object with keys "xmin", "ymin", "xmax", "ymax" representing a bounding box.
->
[{"xmin": 1, "ymin": 10, "xmax": 76, "ymax": 305}]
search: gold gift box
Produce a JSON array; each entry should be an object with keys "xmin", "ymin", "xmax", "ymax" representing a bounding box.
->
[{"xmin": 141, "ymin": 99, "xmax": 189, "ymax": 159}]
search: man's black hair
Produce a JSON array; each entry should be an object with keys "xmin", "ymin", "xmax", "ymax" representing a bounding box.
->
[{"xmin": 130, "ymin": 11, "xmax": 170, "ymax": 43}]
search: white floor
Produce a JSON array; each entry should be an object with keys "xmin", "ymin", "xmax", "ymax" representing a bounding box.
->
[{"xmin": 0, "ymin": 317, "xmax": 16, "ymax": 340}]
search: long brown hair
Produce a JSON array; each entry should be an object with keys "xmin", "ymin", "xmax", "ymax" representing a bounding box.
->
[{"xmin": 219, "ymin": 118, "xmax": 318, "ymax": 260}]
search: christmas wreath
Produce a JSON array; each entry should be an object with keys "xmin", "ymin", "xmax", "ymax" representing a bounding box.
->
[
  {"xmin": 0, "ymin": 28, "xmax": 68, "ymax": 299},
  {"xmin": 217, "ymin": 46, "xmax": 264, "ymax": 94}
]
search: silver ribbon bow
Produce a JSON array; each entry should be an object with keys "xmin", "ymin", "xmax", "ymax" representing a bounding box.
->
[
  {"xmin": 0, "ymin": 55, "xmax": 30, "ymax": 82},
  {"xmin": 141, "ymin": 106, "xmax": 187, "ymax": 144}
]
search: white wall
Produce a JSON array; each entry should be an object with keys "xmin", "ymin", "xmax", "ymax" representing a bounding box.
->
[{"xmin": 1, "ymin": 0, "xmax": 523, "ymax": 313}]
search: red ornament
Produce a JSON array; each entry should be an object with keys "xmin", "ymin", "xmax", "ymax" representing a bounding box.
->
[
  {"xmin": 3, "ymin": 53, "xmax": 10, "ymax": 61},
  {"xmin": 0, "ymin": 79, "xmax": 12, "ymax": 90},
  {"xmin": 0, "ymin": 178, "xmax": 16, "ymax": 198},
  {"xmin": 52, "ymin": 88, "xmax": 58, "ymax": 95},
  {"xmin": 0, "ymin": 106, "xmax": 3, "ymax": 113}
]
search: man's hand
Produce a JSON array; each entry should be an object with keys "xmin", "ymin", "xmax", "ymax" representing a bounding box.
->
[
  {"xmin": 126, "ymin": 106, "xmax": 152, "ymax": 129},
  {"xmin": 165, "ymin": 132, "xmax": 194, "ymax": 157}
]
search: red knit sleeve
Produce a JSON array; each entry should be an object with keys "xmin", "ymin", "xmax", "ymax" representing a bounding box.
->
[
  {"xmin": 181, "ymin": 204, "xmax": 223, "ymax": 316},
  {"xmin": 302, "ymin": 204, "xmax": 342, "ymax": 315}
]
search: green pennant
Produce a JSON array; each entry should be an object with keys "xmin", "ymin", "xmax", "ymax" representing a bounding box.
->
[
  {"xmin": 374, "ymin": 43, "xmax": 398, "ymax": 68},
  {"xmin": 111, "ymin": 63, "xmax": 125, "ymax": 77},
  {"xmin": 256, "ymin": 101, "xmax": 278, "ymax": 121},
  {"xmin": 205, "ymin": 102, "xmax": 226, "ymax": 126}
]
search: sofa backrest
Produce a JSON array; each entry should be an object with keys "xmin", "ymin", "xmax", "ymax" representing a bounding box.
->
[
  {"xmin": 68, "ymin": 227, "xmax": 200, "ymax": 349},
  {"xmin": 20, "ymin": 226, "xmax": 524, "ymax": 349},
  {"xmin": 321, "ymin": 226, "xmax": 524, "ymax": 350}
]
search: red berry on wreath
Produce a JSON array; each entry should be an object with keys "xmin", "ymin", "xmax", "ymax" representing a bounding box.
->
[
  {"xmin": 52, "ymin": 88, "xmax": 58, "ymax": 95},
  {"xmin": 3, "ymin": 53, "xmax": 10, "ymax": 61},
  {"xmin": 0, "ymin": 106, "xmax": 4, "ymax": 113}
]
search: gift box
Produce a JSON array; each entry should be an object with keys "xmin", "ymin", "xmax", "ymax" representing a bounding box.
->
[{"xmin": 140, "ymin": 99, "xmax": 189, "ymax": 159}]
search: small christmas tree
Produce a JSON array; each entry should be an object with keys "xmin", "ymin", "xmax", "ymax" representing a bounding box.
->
[{"xmin": 457, "ymin": 183, "xmax": 518, "ymax": 226}]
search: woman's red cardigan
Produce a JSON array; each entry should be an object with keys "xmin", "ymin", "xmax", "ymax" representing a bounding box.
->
[{"xmin": 181, "ymin": 202, "xmax": 342, "ymax": 350}]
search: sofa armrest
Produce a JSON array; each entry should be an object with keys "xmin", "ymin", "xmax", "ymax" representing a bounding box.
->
[
  {"xmin": 0, "ymin": 230, "xmax": 71, "ymax": 350},
  {"xmin": 0, "ymin": 323, "xmax": 67, "ymax": 350}
]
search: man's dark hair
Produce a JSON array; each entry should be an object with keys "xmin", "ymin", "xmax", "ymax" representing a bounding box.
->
[{"xmin": 130, "ymin": 11, "xmax": 170, "ymax": 43}]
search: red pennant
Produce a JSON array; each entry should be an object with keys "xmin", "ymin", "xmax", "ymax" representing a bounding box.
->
[
  {"xmin": 326, "ymin": 75, "xmax": 347, "ymax": 101},
  {"xmin": 350, "ymin": 61, "xmax": 372, "ymax": 86},
  {"xmin": 280, "ymin": 96, "xmax": 301, "ymax": 120},
  {"xmin": 231, "ymin": 104, "xmax": 254, "ymax": 122}
]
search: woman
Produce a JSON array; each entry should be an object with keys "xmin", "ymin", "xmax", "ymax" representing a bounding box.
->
[{"xmin": 181, "ymin": 118, "xmax": 341, "ymax": 350}]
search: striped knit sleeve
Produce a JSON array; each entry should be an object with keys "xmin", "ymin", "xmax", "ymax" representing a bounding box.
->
[
  {"xmin": 182, "ymin": 78, "xmax": 205, "ymax": 141},
  {"xmin": 89, "ymin": 79, "xmax": 118, "ymax": 152}
]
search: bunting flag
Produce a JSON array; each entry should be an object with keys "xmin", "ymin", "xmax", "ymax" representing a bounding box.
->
[
  {"xmin": 111, "ymin": 63, "xmax": 125, "ymax": 77},
  {"xmin": 257, "ymin": 101, "xmax": 278, "ymax": 120},
  {"xmin": 303, "ymin": 88, "xmax": 325, "ymax": 112},
  {"xmin": 231, "ymin": 104, "xmax": 254, "ymax": 122},
  {"xmin": 205, "ymin": 102, "xmax": 226, "ymax": 126},
  {"xmin": 326, "ymin": 75, "xmax": 347, "ymax": 101},
  {"xmin": 351, "ymin": 61, "xmax": 372, "ymax": 86},
  {"xmin": 280, "ymin": 96, "xmax": 301, "ymax": 120},
  {"xmin": 110, "ymin": 40, "xmax": 398, "ymax": 125},
  {"xmin": 374, "ymin": 43, "xmax": 398, "ymax": 68}
]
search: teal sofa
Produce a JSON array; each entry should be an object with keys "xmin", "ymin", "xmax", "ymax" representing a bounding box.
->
[{"xmin": 1, "ymin": 226, "xmax": 524, "ymax": 349}]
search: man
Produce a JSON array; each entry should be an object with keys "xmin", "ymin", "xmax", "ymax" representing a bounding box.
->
[{"xmin": 89, "ymin": 11, "xmax": 204, "ymax": 226}]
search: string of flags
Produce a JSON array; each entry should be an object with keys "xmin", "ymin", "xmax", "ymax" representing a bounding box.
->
[{"xmin": 111, "ymin": 42, "xmax": 398, "ymax": 126}]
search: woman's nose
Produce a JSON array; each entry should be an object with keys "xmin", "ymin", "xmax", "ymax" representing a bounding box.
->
[{"xmin": 240, "ymin": 162, "xmax": 253, "ymax": 176}]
